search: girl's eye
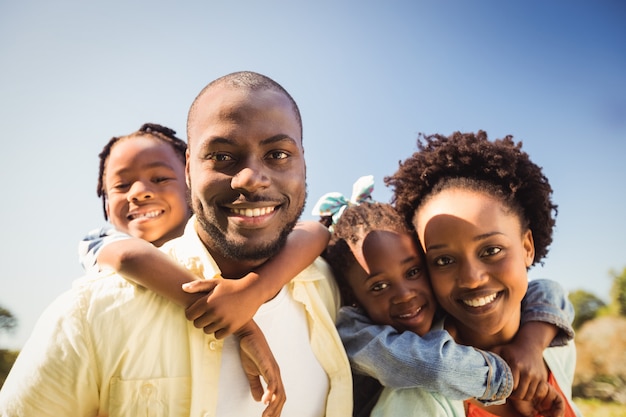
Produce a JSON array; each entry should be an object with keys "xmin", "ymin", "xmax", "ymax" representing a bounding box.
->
[
  {"xmin": 112, "ymin": 183, "xmax": 129, "ymax": 191},
  {"xmin": 434, "ymin": 256, "xmax": 454, "ymax": 267},
  {"xmin": 481, "ymin": 246, "xmax": 502, "ymax": 257},
  {"xmin": 407, "ymin": 266, "xmax": 423, "ymax": 279},
  {"xmin": 154, "ymin": 176, "xmax": 173, "ymax": 184},
  {"xmin": 370, "ymin": 282, "xmax": 389, "ymax": 292}
]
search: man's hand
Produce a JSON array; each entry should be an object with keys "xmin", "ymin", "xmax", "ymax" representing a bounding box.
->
[{"xmin": 237, "ymin": 321, "xmax": 286, "ymax": 417}]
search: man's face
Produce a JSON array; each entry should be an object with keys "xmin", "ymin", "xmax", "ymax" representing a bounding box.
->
[{"xmin": 186, "ymin": 85, "xmax": 306, "ymax": 275}]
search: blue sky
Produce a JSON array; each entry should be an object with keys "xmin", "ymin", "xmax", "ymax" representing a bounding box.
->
[{"xmin": 1, "ymin": 0, "xmax": 624, "ymax": 349}]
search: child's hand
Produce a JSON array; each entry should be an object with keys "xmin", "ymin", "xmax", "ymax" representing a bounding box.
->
[
  {"xmin": 492, "ymin": 341, "xmax": 548, "ymax": 402},
  {"xmin": 509, "ymin": 384, "xmax": 565, "ymax": 417},
  {"xmin": 237, "ymin": 321, "xmax": 286, "ymax": 417},
  {"xmin": 183, "ymin": 277, "xmax": 264, "ymax": 339}
]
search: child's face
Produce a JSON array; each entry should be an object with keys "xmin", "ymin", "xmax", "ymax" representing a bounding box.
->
[
  {"xmin": 414, "ymin": 187, "xmax": 534, "ymax": 348},
  {"xmin": 104, "ymin": 136, "xmax": 190, "ymax": 247},
  {"xmin": 346, "ymin": 229, "xmax": 436, "ymax": 336}
]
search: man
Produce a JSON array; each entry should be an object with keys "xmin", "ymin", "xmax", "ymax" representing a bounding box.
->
[{"xmin": 0, "ymin": 71, "xmax": 352, "ymax": 416}]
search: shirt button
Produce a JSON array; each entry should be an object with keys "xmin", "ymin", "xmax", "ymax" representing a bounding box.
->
[
  {"xmin": 141, "ymin": 383, "xmax": 154, "ymax": 396},
  {"xmin": 208, "ymin": 341, "xmax": 217, "ymax": 350}
]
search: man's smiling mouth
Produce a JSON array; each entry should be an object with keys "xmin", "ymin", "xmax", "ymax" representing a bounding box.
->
[{"xmin": 230, "ymin": 206, "xmax": 276, "ymax": 217}]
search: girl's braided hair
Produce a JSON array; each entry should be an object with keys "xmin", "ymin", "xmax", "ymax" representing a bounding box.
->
[
  {"xmin": 385, "ymin": 130, "xmax": 557, "ymax": 266},
  {"xmin": 96, "ymin": 123, "xmax": 187, "ymax": 220},
  {"xmin": 323, "ymin": 201, "xmax": 419, "ymax": 306}
]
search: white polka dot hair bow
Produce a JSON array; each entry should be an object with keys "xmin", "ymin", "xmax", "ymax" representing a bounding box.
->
[{"xmin": 311, "ymin": 175, "xmax": 374, "ymax": 226}]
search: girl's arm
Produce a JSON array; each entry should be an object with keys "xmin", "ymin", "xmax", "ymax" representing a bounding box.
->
[
  {"xmin": 492, "ymin": 279, "xmax": 575, "ymax": 407},
  {"xmin": 183, "ymin": 220, "xmax": 331, "ymax": 338},
  {"xmin": 96, "ymin": 236, "xmax": 286, "ymax": 415},
  {"xmin": 337, "ymin": 306, "xmax": 513, "ymax": 404}
]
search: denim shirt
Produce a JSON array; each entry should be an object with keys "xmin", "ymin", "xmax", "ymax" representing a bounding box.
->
[{"xmin": 337, "ymin": 279, "xmax": 574, "ymax": 412}]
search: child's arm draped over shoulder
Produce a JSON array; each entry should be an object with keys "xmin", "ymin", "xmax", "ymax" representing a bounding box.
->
[
  {"xmin": 493, "ymin": 279, "xmax": 574, "ymax": 406},
  {"xmin": 183, "ymin": 220, "xmax": 331, "ymax": 338},
  {"xmin": 338, "ymin": 279, "xmax": 575, "ymax": 405}
]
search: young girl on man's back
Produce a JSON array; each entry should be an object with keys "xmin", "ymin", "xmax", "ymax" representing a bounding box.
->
[{"xmin": 80, "ymin": 123, "xmax": 331, "ymax": 416}]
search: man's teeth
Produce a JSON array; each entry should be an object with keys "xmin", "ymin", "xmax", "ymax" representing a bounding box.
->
[
  {"xmin": 131, "ymin": 210, "xmax": 161, "ymax": 220},
  {"xmin": 231, "ymin": 207, "xmax": 275, "ymax": 217},
  {"xmin": 463, "ymin": 293, "xmax": 497, "ymax": 307}
]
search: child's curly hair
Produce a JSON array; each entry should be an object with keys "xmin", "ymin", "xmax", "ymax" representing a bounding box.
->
[
  {"xmin": 96, "ymin": 123, "xmax": 187, "ymax": 221},
  {"xmin": 385, "ymin": 130, "xmax": 557, "ymax": 266},
  {"xmin": 323, "ymin": 201, "xmax": 421, "ymax": 306}
]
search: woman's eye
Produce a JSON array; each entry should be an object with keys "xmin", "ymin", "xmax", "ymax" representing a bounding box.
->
[
  {"xmin": 434, "ymin": 256, "xmax": 453, "ymax": 267},
  {"xmin": 370, "ymin": 282, "xmax": 389, "ymax": 292},
  {"xmin": 481, "ymin": 246, "xmax": 502, "ymax": 257}
]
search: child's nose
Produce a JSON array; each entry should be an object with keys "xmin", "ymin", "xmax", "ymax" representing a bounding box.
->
[
  {"xmin": 391, "ymin": 285, "xmax": 414, "ymax": 304},
  {"xmin": 128, "ymin": 181, "xmax": 154, "ymax": 202}
]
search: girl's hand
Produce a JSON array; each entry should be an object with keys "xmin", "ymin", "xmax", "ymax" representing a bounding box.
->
[
  {"xmin": 183, "ymin": 277, "xmax": 264, "ymax": 339},
  {"xmin": 236, "ymin": 321, "xmax": 286, "ymax": 417}
]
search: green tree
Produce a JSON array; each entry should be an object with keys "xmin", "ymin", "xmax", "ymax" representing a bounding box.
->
[
  {"xmin": 569, "ymin": 289, "xmax": 606, "ymax": 330},
  {"xmin": 0, "ymin": 307, "xmax": 17, "ymax": 335},
  {"xmin": 609, "ymin": 267, "xmax": 626, "ymax": 316},
  {"xmin": 0, "ymin": 305, "xmax": 18, "ymax": 389}
]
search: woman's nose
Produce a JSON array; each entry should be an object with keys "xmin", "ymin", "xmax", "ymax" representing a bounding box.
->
[{"xmin": 457, "ymin": 259, "xmax": 488, "ymax": 289}]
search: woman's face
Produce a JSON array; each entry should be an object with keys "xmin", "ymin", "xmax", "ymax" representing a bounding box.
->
[{"xmin": 414, "ymin": 187, "xmax": 534, "ymax": 348}]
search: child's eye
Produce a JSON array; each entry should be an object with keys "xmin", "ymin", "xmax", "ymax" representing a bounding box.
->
[
  {"xmin": 370, "ymin": 282, "xmax": 389, "ymax": 292},
  {"xmin": 407, "ymin": 266, "xmax": 424, "ymax": 279},
  {"xmin": 154, "ymin": 176, "xmax": 173, "ymax": 184},
  {"xmin": 433, "ymin": 256, "xmax": 454, "ymax": 267},
  {"xmin": 112, "ymin": 183, "xmax": 130, "ymax": 191}
]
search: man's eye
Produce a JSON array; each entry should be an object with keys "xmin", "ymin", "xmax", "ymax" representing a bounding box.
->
[
  {"xmin": 208, "ymin": 153, "xmax": 233, "ymax": 162},
  {"xmin": 268, "ymin": 151, "xmax": 288, "ymax": 160}
]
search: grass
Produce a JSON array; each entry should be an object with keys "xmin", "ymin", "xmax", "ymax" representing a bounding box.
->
[{"xmin": 573, "ymin": 397, "xmax": 626, "ymax": 417}]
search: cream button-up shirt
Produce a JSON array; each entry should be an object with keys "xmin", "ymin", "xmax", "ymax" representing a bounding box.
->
[{"xmin": 0, "ymin": 217, "xmax": 353, "ymax": 417}]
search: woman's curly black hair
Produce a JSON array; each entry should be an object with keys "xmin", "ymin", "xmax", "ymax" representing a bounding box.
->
[
  {"xmin": 96, "ymin": 123, "xmax": 187, "ymax": 221},
  {"xmin": 323, "ymin": 201, "xmax": 420, "ymax": 306},
  {"xmin": 385, "ymin": 130, "xmax": 557, "ymax": 266}
]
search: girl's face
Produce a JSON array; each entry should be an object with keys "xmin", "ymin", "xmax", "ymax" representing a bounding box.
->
[
  {"xmin": 414, "ymin": 188, "xmax": 534, "ymax": 349},
  {"xmin": 346, "ymin": 229, "xmax": 436, "ymax": 336},
  {"xmin": 104, "ymin": 136, "xmax": 190, "ymax": 247}
]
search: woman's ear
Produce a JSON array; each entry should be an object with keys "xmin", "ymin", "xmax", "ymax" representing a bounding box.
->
[{"xmin": 522, "ymin": 229, "xmax": 535, "ymax": 267}]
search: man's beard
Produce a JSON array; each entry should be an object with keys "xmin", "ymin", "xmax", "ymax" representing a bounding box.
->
[{"xmin": 191, "ymin": 190, "xmax": 306, "ymax": 262}]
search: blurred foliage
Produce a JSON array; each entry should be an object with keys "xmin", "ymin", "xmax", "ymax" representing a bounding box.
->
[
  {"xmin": 609, "ymin": 267, "xmax": 626, "ymax": 317},
  {"xmin": 0, "ymin": 307, "xmax": 17, "ymax": 335},
  {"xmin": 569, "ymin": 289, "xmax": 607, "ymax": 330}
]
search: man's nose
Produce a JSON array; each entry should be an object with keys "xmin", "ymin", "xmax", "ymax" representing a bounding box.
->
[{"xmin": 230, "ymin": 159, "xmax": 270, "ymax": 193}]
